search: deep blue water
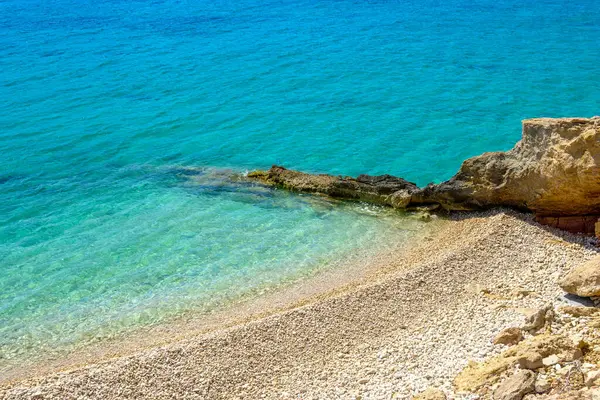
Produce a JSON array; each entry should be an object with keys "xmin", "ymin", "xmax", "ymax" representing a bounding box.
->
[{"xmin": 1, "ymin": 0, "xmax": 599, "ymax": 367}]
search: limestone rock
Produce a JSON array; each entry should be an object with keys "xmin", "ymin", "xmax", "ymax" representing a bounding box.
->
[
  {"xmin": 248, "ymin": 166, "xmax": 419, "ymax": 207},
  {"xmin": 494, "ymin": 328, "xmax": 525, "ymax": 346},
  {"xmin": 454, "ymin": 334, "xmax": 582, "ymax": 392},
  {"xmin": 523, "ymin": 305, "xmax": 552, "ymax": 332},
  {"xmin": 518, "ymin": 352, "xmax": 544, "ymax": 370},
  {"xmin": 542, "ymin": 354, "xmax": 560, "ymax": 367},
  {"xmin": 535, "ymin": 215, "xmax": 599, "ymax": 235},
  {"xmin": 414, "ymin": 117, "xmax": 600, "ymax": 216},
  {"xmin": 412, "ymin": 387, "xmax": 446, "ymax": 400},
  {"xmin": 560, "ymin": 256, "xmax": 600, "ymax": 297},
  {"xmin": 558, "ymin": 306, "xmax": 599, "ymax": 318},
  {"xmin": 534, "ymin": 375, "xmax": 551, "ymax": 393},
  {"xmin": 249, "ymin": 118, "xmax": 600, "ymax": 228},
  {"xmin": 585, "ymin": 370, "xmax": 600, "ymax": 387},
  {"xmin": 494, "ymin": 370, "xmax": 535, "ymax": 400}
]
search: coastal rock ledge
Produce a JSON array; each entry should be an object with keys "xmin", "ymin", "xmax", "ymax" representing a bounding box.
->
[{"xmin": 249, "ymin": 117, "xmax": 600, "ymax": 234}]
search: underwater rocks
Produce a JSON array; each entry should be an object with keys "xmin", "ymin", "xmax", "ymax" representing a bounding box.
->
[{"xmin": 249, "ymin": 117, "xmax": 600, "ymax": 234}]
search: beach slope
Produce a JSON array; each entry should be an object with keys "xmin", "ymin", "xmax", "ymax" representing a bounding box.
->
[{"xmin": 1, "ymin": 210, "xmax": 597, "ymax": 399}]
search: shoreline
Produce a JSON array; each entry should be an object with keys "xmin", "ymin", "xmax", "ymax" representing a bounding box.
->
[
  {"xmin": 2, "ymin": 209, "xmax": 597, "ymax": 399},
  {"xmin": 0, "ymin": 212, "xmax": 442, "ymax": 386},
  {"xmin": 248, "ymin": 117, "xmax": 600, "ymax": 237}
]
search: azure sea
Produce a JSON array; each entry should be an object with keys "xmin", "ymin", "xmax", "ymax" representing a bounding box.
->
[{"xmin": 1, "ymin": 0, "xmax": 599, "ymax": 368}]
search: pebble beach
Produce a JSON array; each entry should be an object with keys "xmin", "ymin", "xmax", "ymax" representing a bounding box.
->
[{"xmin": 2, "ymin": 209, "xmax": 597, "ymax": 399}]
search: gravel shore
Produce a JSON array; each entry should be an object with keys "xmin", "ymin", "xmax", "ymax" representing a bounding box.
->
[{"xmin": 1, "ymin": 209, "xmax": 597, "ymax": 400}]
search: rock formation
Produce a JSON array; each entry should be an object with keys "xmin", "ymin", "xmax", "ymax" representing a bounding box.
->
[
  {"xmin": 247, "ymin": 168, "xmax": 418, "ymax": 208},
  {"xmin": 493, "ymin": 370, "xmax": 535, "ymax": 400},
  {"xmin": 248, "ymin": 117, "xmax": 600, "ymax": 234},
  {"xmin": 415, "ymin": 118, "xmax": 600, "ymax": 216},
  {"xmin": 559, "ymin": 256, "xmax": 600, "ymax": 297},
  {"xmin": 451, "ymin": 304, "xmax": 600, "ymax": 400},
  {"xmin": 493, "ymin": 327, "xmax": 525, "ymax": 346},
  {"xmin": 453, "ymin": 333, "xmax": 582, "ymax": 392}
]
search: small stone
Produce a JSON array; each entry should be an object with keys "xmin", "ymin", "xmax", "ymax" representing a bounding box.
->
[
  {"xmin": 358, "ymin": 378, "xmax": 369, "ymax": 384},
  {"xmin": 523, "ymin": 305, "xmax": 552, "ymax": 332},
  {"xmin": 542, "ymin": 354, "xmax": 560, "ymax": 366},
  {"xmin": 493, "ymin": 328, "xmax": 524, "ymax": 346},
  {"xmin": 411, "ymin": 387, "xmax": 446, "ymax": 400},
  {"xmin": 557, "ymin": 365, "xmax": 575, "ymax": 377},
  {"xmin": 518, "ymin": 352, "xmax": 544, "ymax": 370},
  {"xmin": 534, "ymin": 376, "xmax": 551, "ymax": 393},
  {"xmin": 555, "ymin": 364, "xmax": 562, "ymax": 372},
  {"xmin": 585, "ymin": 370, "xmax": 600, "ymax": 387},
  {"xmin": 494, "ymin": 370, "xmax": 536, "ymax": 400}
]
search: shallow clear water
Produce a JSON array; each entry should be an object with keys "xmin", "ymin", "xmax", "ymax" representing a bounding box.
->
[
  {"xmin": 1, "ymin": 167, "xmax": 426, "ymax": 363},
  {"xmin": 1, "ymin": 0, "xmax": 599, "ymax": 366}
]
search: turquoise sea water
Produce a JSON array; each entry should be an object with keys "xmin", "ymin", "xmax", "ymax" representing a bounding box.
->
[{"xmin": 1, "ymin": 0, "xmax": 599, "ymax": 367}]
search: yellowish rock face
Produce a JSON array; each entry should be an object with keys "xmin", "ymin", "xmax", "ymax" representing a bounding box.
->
[
  {"xmin": 454, "ymin": 334, "xmax": 583, "ymax": 393},
  {"xmin": 412, "ymin": 387, "xmax": 447, "ymax": 400},
  {"xmin": 559, "ymin": 256, "xmax": 600, "ymax": 297},
  {"xmin": 441, "ymin": 117, "xmax": 600, "ymax": 216}
]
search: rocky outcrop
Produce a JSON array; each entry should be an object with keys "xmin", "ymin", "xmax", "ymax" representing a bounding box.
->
[
  {"xmin": 451, "ymin": 303, "xmax": 600, "ymax": 400},
  {"xmin": 534, "ymin": 216, "xmax": 600, "ymax": 236},
  {"xmin": 453, "ymin": 334, "xmax": 582, "ymax": 392},
  {"xmin": 415, "ymin": 118, "xmax": 600, "ymax": 216},
  {"xmin": 559, "ymin": 256, "xmax": 600, "ymax": 297},
  {"xmin": 247, "ymin": 167, "xmax": 419, "ymax": 208},
  {"xmin": 248, "ymin": 117, "xmax": 600, "ymax": 234}
]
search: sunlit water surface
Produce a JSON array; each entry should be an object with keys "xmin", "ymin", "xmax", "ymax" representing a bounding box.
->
[{"xmin": 1, "ymin": 0, "xmax": 599, "ymax": 368}]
